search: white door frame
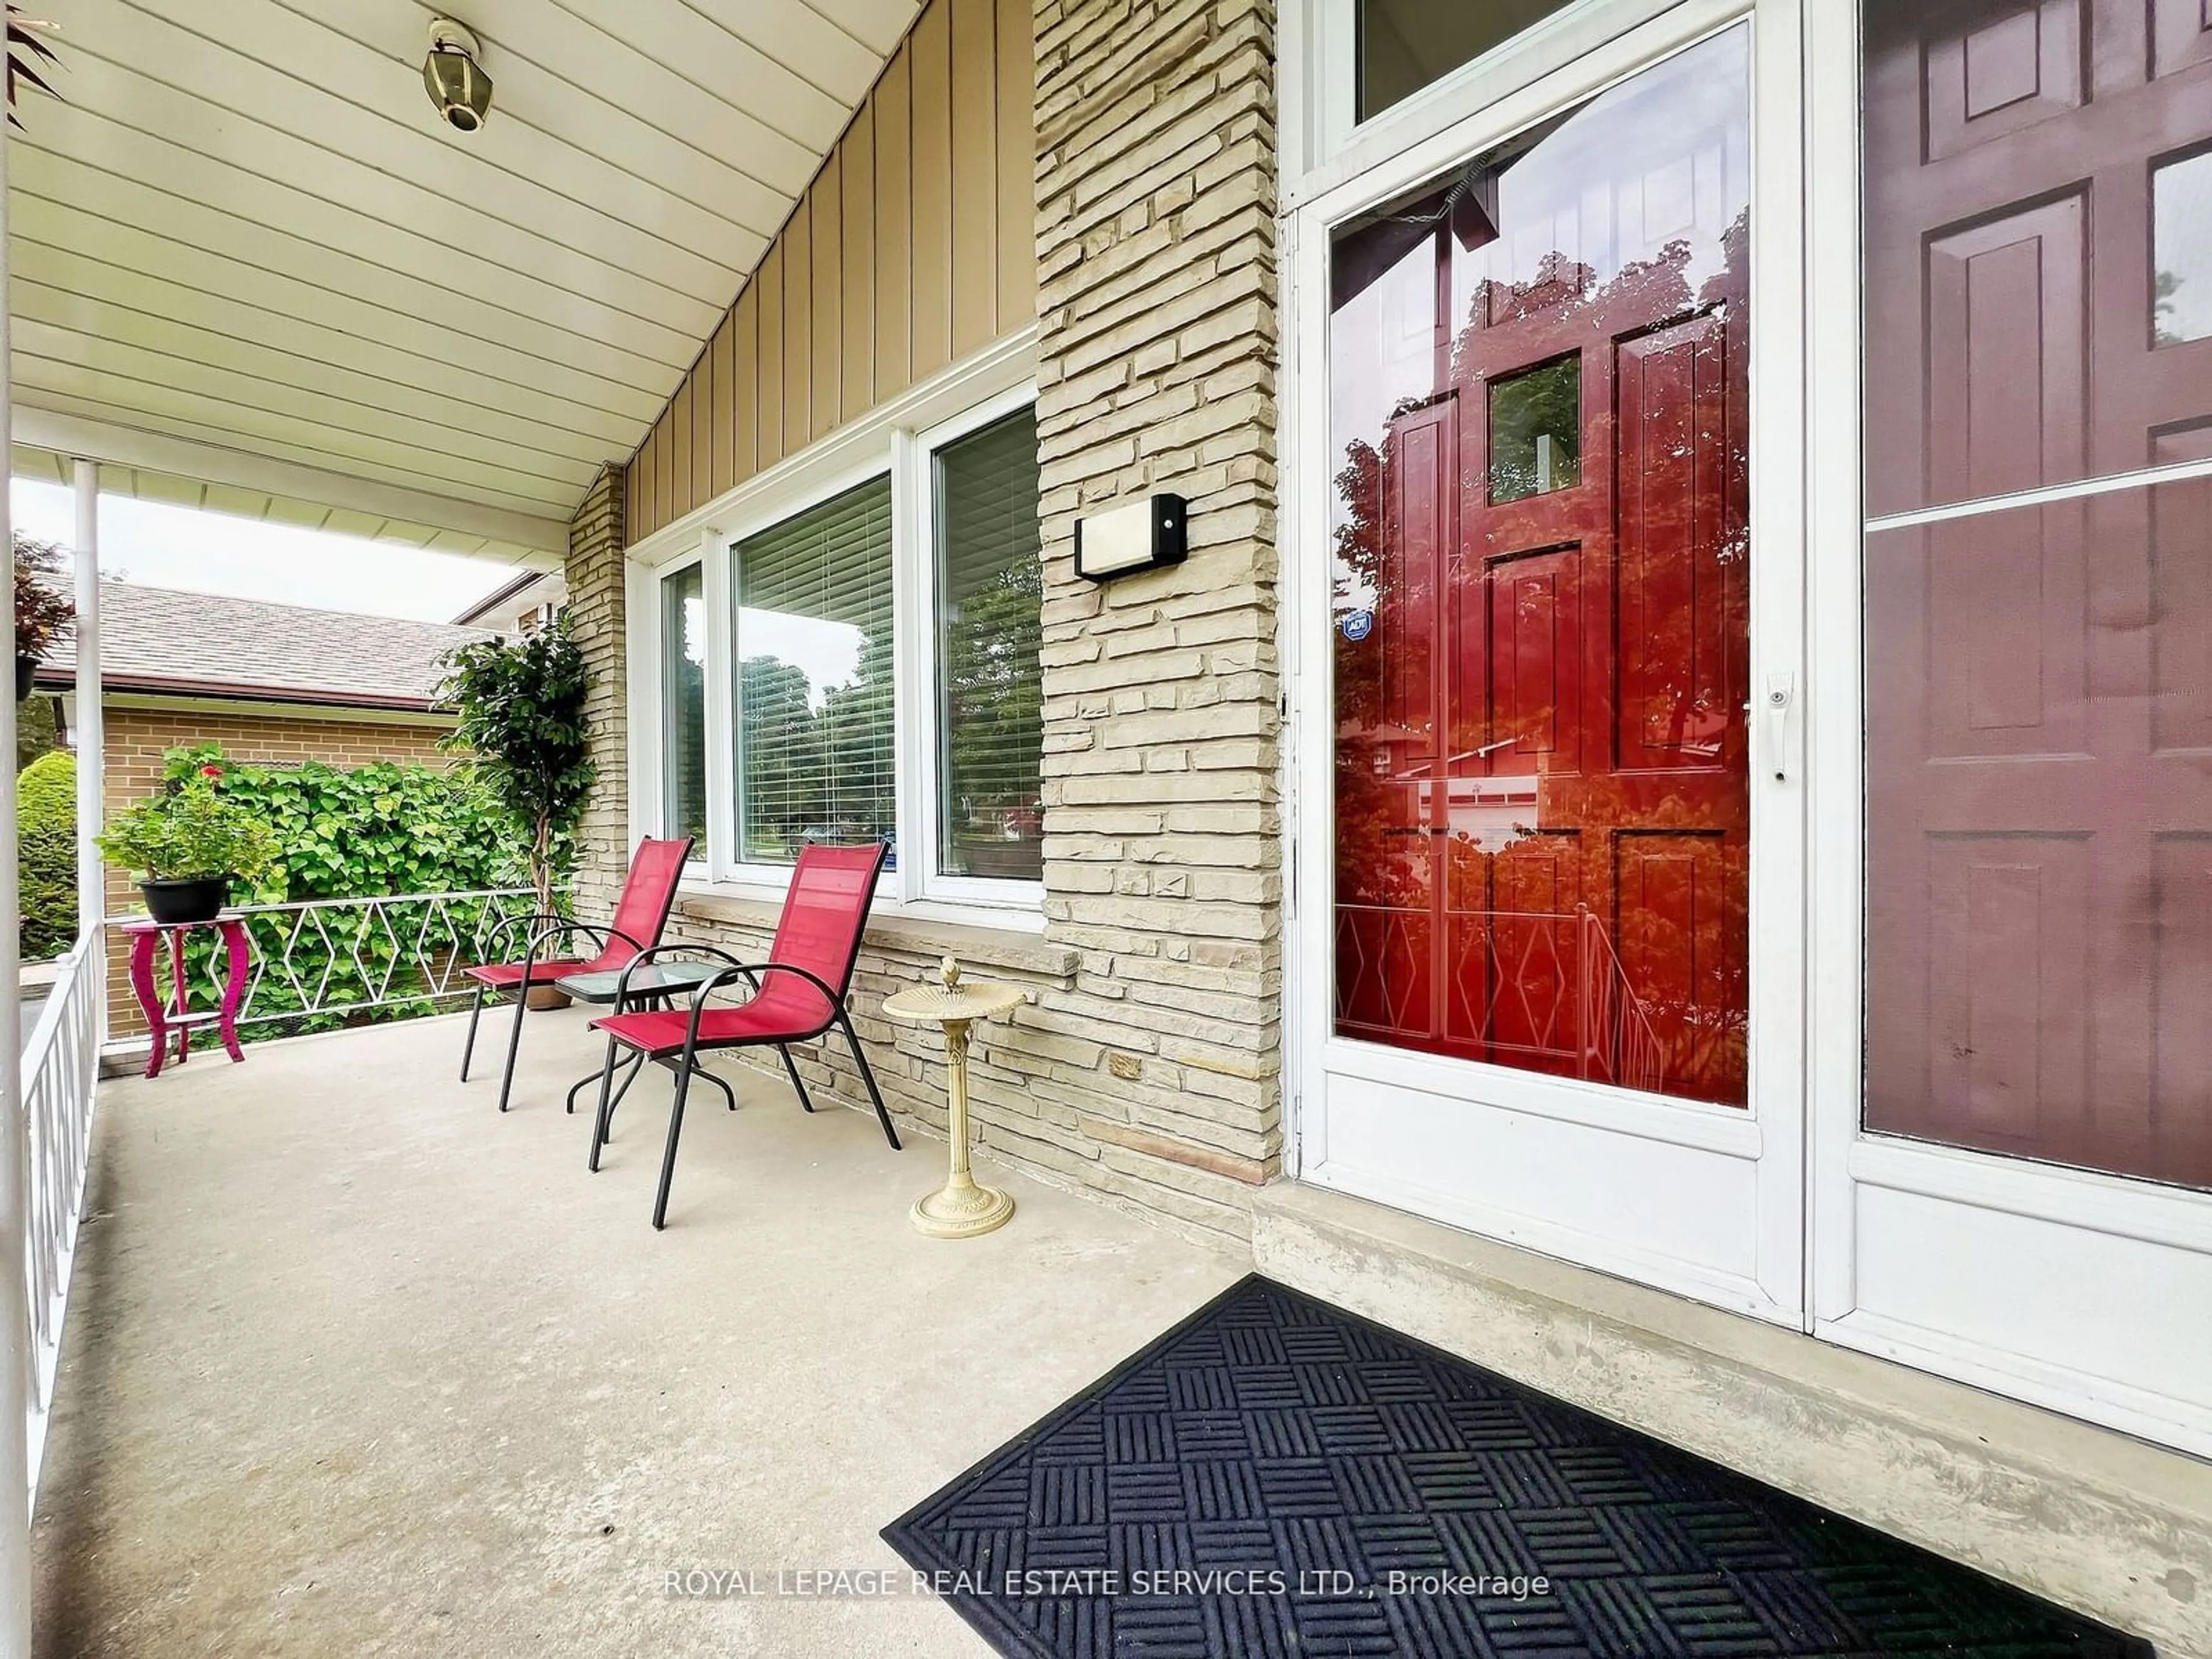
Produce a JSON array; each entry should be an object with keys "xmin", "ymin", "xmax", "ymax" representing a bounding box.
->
[
  {"xmin": 1797, "ymin": 0, "xmax": 2212, "ymax": 1459},
  {"xmin": 1278, "ymin": 0, "xmax": 2212, "ymax": 1460},
  {"xmin": 1279, "ymin": 0, "xmax": 1812, "ymax": 1326}
]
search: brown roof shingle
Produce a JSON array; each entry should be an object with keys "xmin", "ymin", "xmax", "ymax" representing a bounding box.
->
[{"xmin": 35, "ymin": 582, "xmax": 494, "ymax": 711}]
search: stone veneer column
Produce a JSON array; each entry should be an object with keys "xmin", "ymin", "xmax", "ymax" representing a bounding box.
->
[
  {"xmin": 563, "ymin": 464, "xmax": 628, "ymax": 918},
  {"xmin": 1021, "ymin": 0, "xmax": 1285, "ymax": 1238}
]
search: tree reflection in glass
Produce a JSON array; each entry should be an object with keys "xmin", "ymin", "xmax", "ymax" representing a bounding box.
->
[
  {"xmin": 1489, "ymin": 356, "xmax": 1580, "ymax": 503},
  {"xmin": 1328, "ymin": 26, "xmax": 1752, "ymax": 1108}
]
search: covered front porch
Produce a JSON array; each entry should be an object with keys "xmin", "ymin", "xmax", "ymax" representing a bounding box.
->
[
  {"xmin": 28, "ymin": 1010, "xmax": 1236, "ymax": 1656},
  {"xmin": 9, "ymin": 0, "xmax": 2212, "ymax": 1651}
]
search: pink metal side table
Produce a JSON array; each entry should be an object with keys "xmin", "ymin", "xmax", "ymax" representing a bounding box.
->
[{"xmin": 123, "ymin": 913, "xmax": 251, "ymax": 1080}]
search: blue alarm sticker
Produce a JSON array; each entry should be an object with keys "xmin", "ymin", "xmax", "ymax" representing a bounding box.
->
[{"xmin": 1341, "ymin": 609, "xmax": 1375, "ymax": 643}]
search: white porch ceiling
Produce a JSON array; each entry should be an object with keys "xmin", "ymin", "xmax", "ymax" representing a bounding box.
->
[
  {"xmin": 12, "ymin": 435, "xmax": 554, "ymax": 566},
  {"xmin": 7, "ymin": 0, "xmax": 919, "ymax": 557}
]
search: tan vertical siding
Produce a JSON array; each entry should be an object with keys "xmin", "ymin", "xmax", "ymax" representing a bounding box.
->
[
  {"xmin": 875, "ymin": 44, "xmax": 914, "ymax": 405},
  {"xmin": 811, "ymin": 153, "xmax": 843, "ymax": 441},
  {"xmin": 756, "ymin": 247, "xmax": 785, "ymax": 474},
  {"xmin": 671, "ymin": 376, "xmax": 693, "ymax": 512},
  {"xmin": 653, "ymin": 407, "xmax": 673, "ymax": 528},
  {"xmin": 782, "ymin": 208, "xmax": 811, "ymax": 458},
  {"xmin": 622, "ymin": 0, "xmax": 1036, "ymax": 543},
  {"xmin": 995, "ymin": 0, "xmax": 1034, "ymax": 323},
  {"xmin": 733, "ymin": 285, "xmax": 760, "ymax": 488},
  {"xmin": 950, "ymin": 0, "xmax": 997, "ymax": 359},
  {"xmin": 709, "ymin": 315, "xmax": 734, "ymax": 499},
  {"xmin": 908, "ymin": 1, "xmax": 953, "ymax": 384},
  {"xmin": 841, "ymin": 103, "xmax": 876, "ymax": 418},
  {"xmin": 693, "ymin": 338, "xmax": 714, "ymax": 500}
]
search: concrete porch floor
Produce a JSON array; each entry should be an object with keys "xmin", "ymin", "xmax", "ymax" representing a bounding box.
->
[{"xmin": 30, "ymin": 1010, "xmax": 1243, "ymax": 1657}]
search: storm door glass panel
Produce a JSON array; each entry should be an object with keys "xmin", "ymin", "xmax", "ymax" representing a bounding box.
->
[
  {"xmin": 1863, "ymin": 0, "xmax": 2212, "ymax": 1189},
  {"xmin": 660, "ymin": 564, "xmax": 708, "ymax": 852},
  {"xmin": 1863, "ymin": 0, "xmax": 2212, "ymax": 513},
  {"xmin": 733, "ymin": 477, "xmax": 895, "ymax": 865},
  {"xmin": 1865, "ymin": 483, "xmax": 2212, "ymax": 1191},
  {"xmin": 1356, "ymin": 0, "xmax": 1577, "ymax": 122},
  {"xmin": 935, "ymin": 408, "xmax": 1044, "ymax": 881},
  {"xmin": 2153, "ymin": 148, "xmax": 2212, "ymax": 347},
  {"xmin": 1328, "ymin": 27, "xmax": 1752, "ymax": 1107}
]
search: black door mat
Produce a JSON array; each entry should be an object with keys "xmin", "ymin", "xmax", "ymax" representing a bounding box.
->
[{"xmin": 883, "ymin": 1275, "xmax": 2152, "ymax": 1658}]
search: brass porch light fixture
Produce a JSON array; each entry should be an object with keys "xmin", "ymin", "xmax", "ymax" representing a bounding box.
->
[{"xmin": 423, "ymin": 18, "xmax": 491, "ymax": 132}]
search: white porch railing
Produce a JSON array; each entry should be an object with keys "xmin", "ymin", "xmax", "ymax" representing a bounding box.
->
[
  {"xmin": 23, "ymin": 927, "xmax": 101, "ymax": 1495},
  {"xmin": 143, "ymin": 888, "xmax": 544, "ymax": 1032}
]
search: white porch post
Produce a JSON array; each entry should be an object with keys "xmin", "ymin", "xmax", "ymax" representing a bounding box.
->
[
  {"xmin": 0, "ymin": 81, "xmax": 36, "ymax": 1656},
  {"xmin": 70, "ymin": 463, "xmax": 101, "ymax": 1017}
]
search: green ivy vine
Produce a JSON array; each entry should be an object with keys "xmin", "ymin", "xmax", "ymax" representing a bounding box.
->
[{"xmin": 158, "ymin": 744, "xmax": 554, "ymax": 1041}]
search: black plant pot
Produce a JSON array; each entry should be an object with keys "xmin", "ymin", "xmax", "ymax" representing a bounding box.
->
[
  {"xmin": 14, "ymin": 655, "xmax": 35, "ymax": 702},
  {"xmin": 140, "ymin": 876, "xmax": 232, "ymax": 925}
]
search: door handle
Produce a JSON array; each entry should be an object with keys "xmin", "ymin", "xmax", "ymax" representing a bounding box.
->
[{"xmin": 1763, "ymin": 673, "xmax": 1794, "ymax": 783}]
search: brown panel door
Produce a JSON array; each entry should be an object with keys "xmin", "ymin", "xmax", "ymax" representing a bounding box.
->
[{"xmin": 1864, "ymin": 0, "xmax": 2212, "ymax": 1187}]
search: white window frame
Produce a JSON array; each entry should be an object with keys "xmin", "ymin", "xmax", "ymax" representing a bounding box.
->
[
  {"xmin": 1280, "ymin": 0, "xmax": 1692, "ymax": 209},
  {"xmin": 907, "ymin": 382, "xmax": 1051, "ymax": 910},
  {"xmin": 645, "ymin": 546, "xmax": 713, "ymax": 877},
  {"xmin": 721, "ymin": 453, "xmax": 898, "ymax": 891},
  {"xmin": 624, "ymin": 329, "xmax": 1043, "ymax": 931}
]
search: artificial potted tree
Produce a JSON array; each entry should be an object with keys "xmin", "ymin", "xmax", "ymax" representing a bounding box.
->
[
  {"xmin": 7, "ymin": 5, "xmax": 61, "ymax": 135},
  {"xmin": 14, "ymin": 533, "xmax": 73, "ymax": 700},
  {"xmin": 99, "ymin": 764, "xmax": 279, "ymax": 923},
  {"xmin": 438, "ymin": 615, "xmax": 594, "ymax": 1007}
]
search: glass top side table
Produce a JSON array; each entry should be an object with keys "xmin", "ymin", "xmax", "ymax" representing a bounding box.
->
[{"xmin": 554, "ymin": 958, "xmax": 735, "ymax": 1119}]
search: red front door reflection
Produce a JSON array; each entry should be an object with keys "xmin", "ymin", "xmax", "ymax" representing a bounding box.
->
[{"xmin": 1330, "ymin": 29, "xmax": 1751, "ymax": 1107}]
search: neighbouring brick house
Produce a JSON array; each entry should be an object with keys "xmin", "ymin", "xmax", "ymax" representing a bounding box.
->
[
  {"xmin": 33, "ymin": 581, "xmax": 492, "ymax": 1036},
  {"xmin": 452, "ymin": 568, "xmax": 568, "ymax": 635}
]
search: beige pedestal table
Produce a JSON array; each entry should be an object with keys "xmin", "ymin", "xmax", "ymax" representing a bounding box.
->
[{"xmin": 881, "ymin": 958, "xmax": 1028, "ymax": 1238}]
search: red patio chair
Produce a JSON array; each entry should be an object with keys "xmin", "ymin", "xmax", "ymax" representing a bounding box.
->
[
  {"xmin": 584, "ymin": 840, "xmax": 900, "ymax": 1229},
  {"xmin": 459, "ymin": 835, "xmax": 693, "ymax": 1112}
]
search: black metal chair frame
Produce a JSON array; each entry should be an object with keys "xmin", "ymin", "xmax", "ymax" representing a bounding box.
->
[
  {"xmin": 459, "ymin": 914, "xmax": 644, "ymax": 1113},
  {"xmin": 585, "ymin": 944, "xmax": 902, "ymax": 1230},
  {"xmin": 556, "ymin": 953, "xmax": 738, "ymax": 1120}
]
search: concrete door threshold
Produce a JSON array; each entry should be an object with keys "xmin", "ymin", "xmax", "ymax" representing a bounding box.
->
[{"xmin": 1251, "ymin": 1181, "xmax": 2209, "ymax": 1656}]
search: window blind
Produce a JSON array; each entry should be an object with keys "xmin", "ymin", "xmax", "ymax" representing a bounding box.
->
[
  {"xmin": 734, "ymin": 475, "xmax": 896, "ymax": 865},
  {"xmin": 934, "ymin": 410, "xmax": 1043, "ymax": 880},
  {"xmin": 660, "ymin": 565, "xmax": 707, "ymax": 853}
]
